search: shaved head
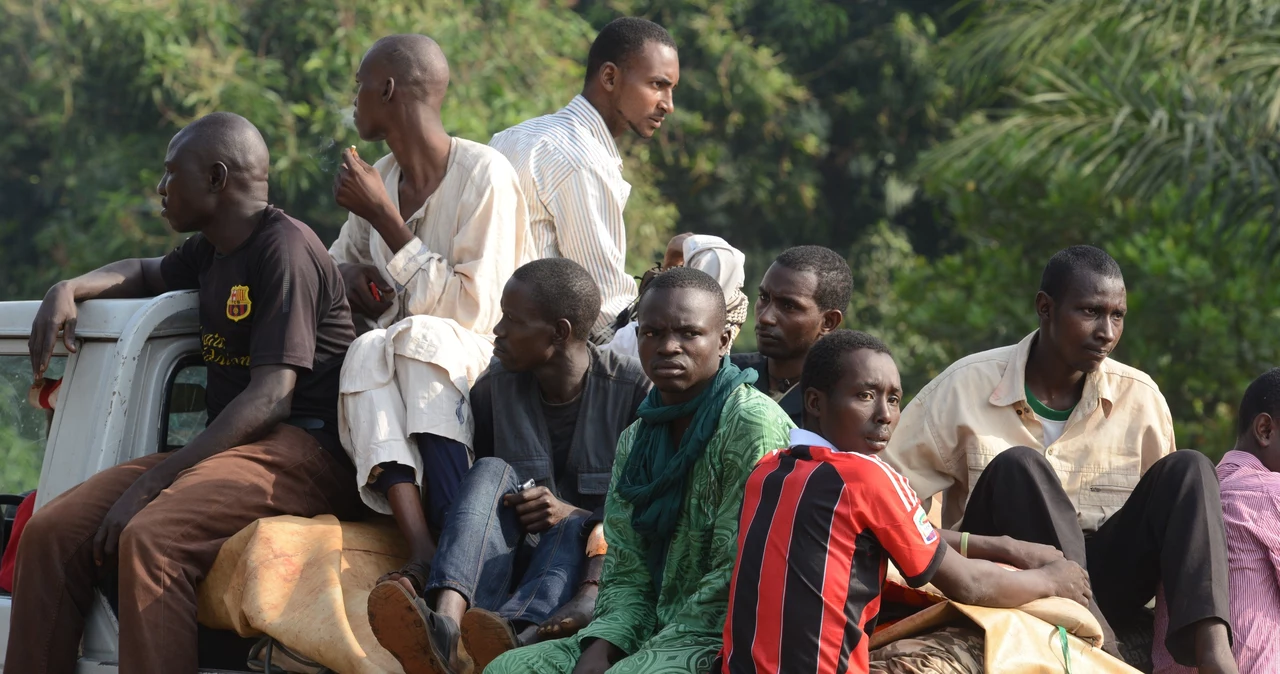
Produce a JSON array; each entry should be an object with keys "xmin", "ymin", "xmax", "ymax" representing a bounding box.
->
[
  {"xmin": 159, "ymin": 112, "xmax": 270, "ymax": 233},
  {"xmin": 168, "ymin": 112, "xmax": 270, "ymax": 188},
  {"xmin": 362, "ymin": 34, "xmax": 450, "ymax": 104}
]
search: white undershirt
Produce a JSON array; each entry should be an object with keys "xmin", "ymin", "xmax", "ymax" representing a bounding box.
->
[{"xmin": 1036, "ymin": 413, "xmax": 1069, "ymax": 446}]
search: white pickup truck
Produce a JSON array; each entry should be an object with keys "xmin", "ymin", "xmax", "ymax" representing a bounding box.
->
[{"xmin": 0, "ymin": 292, "xmax": 267, "ymax": 673}]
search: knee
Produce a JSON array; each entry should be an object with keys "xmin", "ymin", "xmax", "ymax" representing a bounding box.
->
[
  {"xmin": 14, "ymin": 506, "xmax": 64, "ymax": 560},
  {"xmin": 1155, "ymin": 449, "xmax": 1216, "ymax": 484},
  {"xmin": 988, "ymin": 445, "xmax": 1052, "ymax": 474},
  {"xmin": 349, "ymin": 327, "xmax": 387, "ymax": 351},
  {"xmin": 468, "ymin": 457, "xmax": 514, "ymax": 483},
  {"xmin": 1160, "ymin": 448, "xmax": 1213, "ymax": 472},
  {"xmin": 118, "ymin": 514, "xmax": 166, "ymax": 567}
]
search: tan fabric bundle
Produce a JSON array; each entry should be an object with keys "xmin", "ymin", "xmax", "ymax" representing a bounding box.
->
[
  {"xmin": 870, "ymin": 567, "xmax": 1139, "ymax": 673},
  {"xmin": 197, "ymin": 514, "xmax": 409, "ymax": 674}
]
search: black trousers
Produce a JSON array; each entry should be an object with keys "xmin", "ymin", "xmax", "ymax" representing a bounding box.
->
[{"xmin": 961, "ymin": 446, "xmax": 1231, "ymax": 666}]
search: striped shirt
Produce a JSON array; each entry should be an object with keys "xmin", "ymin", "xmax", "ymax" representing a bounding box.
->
[
  {"xmin": 721, "ymin": 429, "xmax": 946, "ymax": 674},
  {"xmin": 1154, "ymin": 450, "xmax": 1280, "ymax": 674},
  {"xmin": 489, "ymin": 95, "xmax": 636, "ymax": 331}
]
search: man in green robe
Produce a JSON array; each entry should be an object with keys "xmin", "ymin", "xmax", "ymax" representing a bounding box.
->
[{"xmin": 486, "ymin": 267, "xmax": 794, "ymax": 674}]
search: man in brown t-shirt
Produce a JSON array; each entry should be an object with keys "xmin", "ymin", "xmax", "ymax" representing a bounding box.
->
[{"xmin": 5, "ymin": 112, "xmax": 364, "ymax": 674}]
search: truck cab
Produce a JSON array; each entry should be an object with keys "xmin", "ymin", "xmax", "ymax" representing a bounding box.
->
[{"xmin": 0, "ymin": 292, "xmax": 257, "ymax": 673}]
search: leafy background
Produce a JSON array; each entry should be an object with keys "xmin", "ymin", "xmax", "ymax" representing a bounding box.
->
[{"xmin": 2, "ymin": 0, "xmax": 1277, "ymax": 492}]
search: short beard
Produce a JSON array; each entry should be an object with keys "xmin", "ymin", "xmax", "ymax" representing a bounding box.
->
[{"xmin": 626, "ymin": 119, "xmax": 654, "ymax": 140}]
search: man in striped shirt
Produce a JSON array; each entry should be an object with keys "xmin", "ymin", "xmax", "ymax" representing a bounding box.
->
[
  {"xmin": 490, "ymin": 17, "xmax": 679, "ymax": 340},
  {"xmin": 719, "ymin": 330, "xmax": 1092, "ymax": 674},
  {"xmin": 1155, "ymin": 368, "xmax": 1280, "ymax": 673}
]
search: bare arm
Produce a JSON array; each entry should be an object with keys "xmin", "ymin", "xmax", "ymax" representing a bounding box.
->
[
  {"xmin": 929, "ymin": 544, "xmax": 1091, "ymax": 609},
  {"xmin": 30, "ymin": 257, "xmax": 166, "ymax": 376},
  {"xmin": 142, "ymin": 364, "xmax": 297, "ymax": 484},
  {"xmin": 91, "ymin": 364, "xmax": 299, "ymax": 564},
  {"xmin": 938, "ymin": 530, "xmax": 1065, "ymax": 570}
]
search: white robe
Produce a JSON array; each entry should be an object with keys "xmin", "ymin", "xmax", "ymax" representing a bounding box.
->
[{"xmin": 331, "ymin": 138, "xmax": 533, "ymax": 514}]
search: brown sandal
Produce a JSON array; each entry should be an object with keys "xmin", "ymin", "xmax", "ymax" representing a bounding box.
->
[
  {"xmin": 460, "ymin": 608, "xmax": 520, "ymax": 672},
  {"xmin": 376, "ymin": 558, "xmax": 431, "ymax": 597},
  {"xmin": 367, "ymin": 581, "xmax": 473, "ymax": 674}
]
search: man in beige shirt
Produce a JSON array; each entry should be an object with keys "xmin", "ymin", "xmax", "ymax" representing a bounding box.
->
[
  {"xmin": 882, "ymin": 246, "xmax": 1235, "ymax": 673},
  {"xmin": 330, "ymin": 34, "xmax": 533, "ymax": 589}
]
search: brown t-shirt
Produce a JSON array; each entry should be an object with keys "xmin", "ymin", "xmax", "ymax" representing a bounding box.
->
[{"xmin": 159, "ymin": 206, "xmax": 354, "ymax": 434}]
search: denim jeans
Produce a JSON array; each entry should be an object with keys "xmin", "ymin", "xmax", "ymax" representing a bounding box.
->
[{"xmin": 425, "ymin": 457, "xmax": 587, "ymax": 626}]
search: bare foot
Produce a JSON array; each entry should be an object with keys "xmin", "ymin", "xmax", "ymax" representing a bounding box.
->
[{"xmin": 536, "ymin": 583, "xmax": 598, "ymax": 641}]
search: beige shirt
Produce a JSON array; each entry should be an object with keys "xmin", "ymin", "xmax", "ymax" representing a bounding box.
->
[
  {"xmin": 329, "ymin": 137, "xmax": 533, "ymax": 334},
  {"xmin": 881, "ymin": 330, "xmax": 1175, "ymax": 533}
]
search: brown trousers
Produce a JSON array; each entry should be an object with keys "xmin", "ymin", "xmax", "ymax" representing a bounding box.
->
[{"xmin": 4, "ymin": 424, "xmax": 363, "ymax": 674}]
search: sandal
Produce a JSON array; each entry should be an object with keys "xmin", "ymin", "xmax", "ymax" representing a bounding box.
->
[{"xmin": 376, "ymin": 558, "xmax": 431, "ymax": 597}]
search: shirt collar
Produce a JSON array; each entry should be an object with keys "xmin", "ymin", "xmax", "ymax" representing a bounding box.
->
[
  {"xmin": 989, "ymin": 330, "xmax": 1114, "ymax": 418},
  {"xmin": 561, "ymin": 95, "xmax": 622, "ymax": 166},
  {"xmin": 378, "ymin": 139, "xmax": 459, "ymax": 225},
  {"xmin": 789, "ymin": 428, "xmax": 833, "ymax": 450},
  {"xmin": 1218, "ymin": 449, "xmax": 1269, "ymax": 478}
]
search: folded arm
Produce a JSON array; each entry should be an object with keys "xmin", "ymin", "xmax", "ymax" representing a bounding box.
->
[{"xmin": 930, "ymin": 545, "xmax": 1092, "ymax": 608}]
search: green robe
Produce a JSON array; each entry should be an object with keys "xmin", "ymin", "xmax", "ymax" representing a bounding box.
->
[{"xmin": 487, "ymin": 384, "xmax": 794, "ymax": 673}]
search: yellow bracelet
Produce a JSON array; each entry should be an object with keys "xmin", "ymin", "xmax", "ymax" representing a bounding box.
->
[{"xmin": 960, "ymin": 532, "xmax": 970, "ymax": 558}]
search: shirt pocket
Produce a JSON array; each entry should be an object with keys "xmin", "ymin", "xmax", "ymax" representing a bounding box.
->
[
  {"xmin": 506, "ymin": 457, "xmax": 551, "ymax": 484},
  {"xmin": 577, "ymin": 471, "xmax": 612, "ymax": 496},
  {"xmin": 1077, "ymin": 473, "xmax": 1137, "ymax": 508},
  {"xmin": 964, "ymin": 444, "xmax": 1004, "ymax": 494}
]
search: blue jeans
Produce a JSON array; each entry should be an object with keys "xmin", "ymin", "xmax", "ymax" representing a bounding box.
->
[{"xmin": 425, "ymin": 457, "xmax": 587, "ymax": 626}]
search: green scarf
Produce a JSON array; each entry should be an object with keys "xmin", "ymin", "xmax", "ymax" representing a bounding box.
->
[{"xmin": 618, "ymin": 356, "xmax": 757, "ymax": 590}]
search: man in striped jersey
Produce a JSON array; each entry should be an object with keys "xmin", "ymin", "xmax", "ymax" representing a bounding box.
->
[
  {"xmin": 719, "ymin": 330, "xmax": 1091, "ymax": 674},
  {"xmin": 490, "ymin": 17, "xmax": 679, "ymax": 341}
]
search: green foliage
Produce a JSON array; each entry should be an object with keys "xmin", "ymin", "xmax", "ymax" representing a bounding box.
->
[
  {"xmin": 0, "ymin": 0, "xmax": 604, "ymax": 299},
  {"xmin": 585, "ymin": 0, "xmax": 957, "ymax": 253},
  {"xmin": 929, "ymin": 0, "xmax": 1280, "ymax": 251},
  {"xmin": 1, "ymin": 0, "xmax": 1273, "ymax": 472}
]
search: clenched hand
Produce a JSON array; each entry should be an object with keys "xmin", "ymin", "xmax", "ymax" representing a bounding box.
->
[
  {"xmin": 503, "ymin": 486, "xmax": 589, "ymax": 534},
  {"xmin": 340, "ymin": 262, "xmax": 395, "ymax": 319},
  {"xmin": 334, "ymin": 147, "xmax": 396, "ymax": 225}
]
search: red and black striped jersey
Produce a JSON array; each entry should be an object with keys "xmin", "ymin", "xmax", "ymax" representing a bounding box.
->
[{"xmin": 719, "ymin": 429, "xmax": 946, "ymax": 674}]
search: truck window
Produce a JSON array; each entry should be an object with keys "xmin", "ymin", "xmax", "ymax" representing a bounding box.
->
[
  {"xmin": 0, "ymin": 356, "xmax": 66, "ymax": 494},
  {"xmin": 163, "ymin": 361, "xmax": 208, "ymax": 452}
]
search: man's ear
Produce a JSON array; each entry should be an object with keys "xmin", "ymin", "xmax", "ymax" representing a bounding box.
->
[
  {"xmin": 599, "ymin": 62, "xmax": 619, "ymax": 92},
  {"xmin": 804, "ymin": 387, "xmax": 823, "ymax": 425},
  {"xmin": 1035, "ymin": 291, "xmax": 1054, "ymax": 324},
  {"xmin": 820, "ymin": 309, "xmax": 844, "ymax": 334},
  {"xmin": 382, "ymin": 77, "xmax": 396, "ymax": 102},
  {"xmin": 1254, "ymin": 412, "xmax": 1275, "ymax": 448},
  {"xmin": 719, "ymin": 326, "xmax": 733, "ymax": 356},
  {"xmin": 209, "ymin": 162, "xmax": 228, "ymax": 193},
  {"xmin": 552, "ymin": 318, "xmax": 574, "ymax": 345}
]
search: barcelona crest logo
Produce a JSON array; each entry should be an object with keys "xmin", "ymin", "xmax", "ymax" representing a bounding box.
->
[{"xmin": 226, "ymin": 285, "xmax": 252, "ymax": 322}]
